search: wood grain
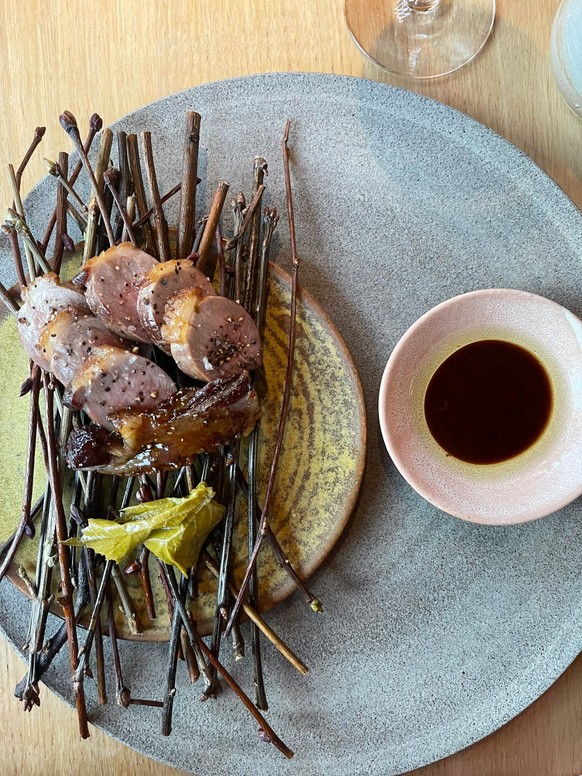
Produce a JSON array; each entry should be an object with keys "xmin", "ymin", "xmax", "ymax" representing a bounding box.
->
[{"xmin": 1, "ymin": 1, "xmax": 582, "ymax": 774}]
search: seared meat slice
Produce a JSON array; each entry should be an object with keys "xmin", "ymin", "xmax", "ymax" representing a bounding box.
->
[
  {"xmin": 22, "ymin": 272, "xmax": 89, "ymax": 326},
  {"xmin": 64, "ymin": 425, "xmax": 123, "ymax": 469},
  {"xmin": 73, "ymin": 242, "xmax": 157, "ymax": 343},
  {"xmin": 17, "ymin": 303, "xmax": 52, "ymax": 370},
  {"xmin": 39, "ymin": 308, "xmax": 90, "ymax": 365},
  {"xmin": 65, "ymin": 371, "xmax": 261, "ymax": 474},
  {"xmin": 64, "ymin": 345, "xmax": 176, "ymax": 431},
  {"xmin": 17, "ymin": 273, "xmax": 90, "ymax": 370},
  {"xmin": 161, "ymin": 289, "xmax": 262, "ymax": 382},
  {"xmin": 50, "ymin": 314, "xmax": 129, "ymax": 386},
  {"xmin": 137, "ymin": 259, "xmax": 215, "ymax": 351}
]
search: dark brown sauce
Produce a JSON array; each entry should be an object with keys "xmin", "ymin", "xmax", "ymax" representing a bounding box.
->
[{"xmin": 424, "ymin": 339, "xmax": 552, "ymax": 464}]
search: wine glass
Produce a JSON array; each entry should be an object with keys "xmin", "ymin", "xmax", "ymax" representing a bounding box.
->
[
  {"xmin": 550, "ymin": 0, "xmax": 582, "ymax": 118},
  {"xmin": 345, "ymin": 0, "xmax": 496, "ymax": 80}
]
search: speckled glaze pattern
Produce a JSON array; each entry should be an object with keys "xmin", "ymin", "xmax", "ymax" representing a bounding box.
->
[
  {"xmin": 1, "ymin": 73, "xmax": 582, "ymax": 775},
  {"xmin": 0, "ymin": 263, "xmax": 365, "ymax": 639},
  {"xmin": 379, "ymin": 288, "xmax": 582, "ymax": 524}
]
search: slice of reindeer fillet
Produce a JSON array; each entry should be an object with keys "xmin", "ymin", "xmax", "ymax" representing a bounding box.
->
[
  {"xmin": 137, "ymin": 259, "xmax": 215, "ymax": 351},
  {"xmin": 64, "ymin": 371, "xmax": 261, "ymax": 474},
  {"xmin": 49, "ymin": 314, "xmax": 130, "ymax": 386},
  {"xmin": 161, "ymin": 289, "xmax": 262, "ymax": 382},
  {"xmin": 17, "ymin": 273, "xmax": 90, "ymax": 370},
  {"xmin": 63, "ymin": 344, "xmax": 176, "ymax": 431},
  {"xmin": 73, "ymin": 242, "xmax": 157, "ymax": 343}
]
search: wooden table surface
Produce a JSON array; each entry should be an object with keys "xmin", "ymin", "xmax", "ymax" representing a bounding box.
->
[{"xmin": 1, "ymin": 1, "xmax": 582, "ymax": 774}]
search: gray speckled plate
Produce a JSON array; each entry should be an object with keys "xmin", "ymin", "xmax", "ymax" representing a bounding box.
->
[{"xmin": 1, "ymin": 73, "xmax": 582, "ymax": 776}]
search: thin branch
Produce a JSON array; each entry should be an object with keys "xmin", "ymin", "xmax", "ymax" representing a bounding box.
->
[
  {"xmin": 42, "ymin": 114, "xmax": 103, "ymax": 252},
  {"xmin": 197, "ymin": 181, "xmax": 229, "ymax": 273},
  {"xmin": 225, "ymin": 121, "xmax": 300, "ymax": 634},
  {"xmin": 59, "ymin": 111, "xmax": 115, "ymax": 248},
  {"xmin": 126, "ymin": 133, "xmax": 157, "ymax": 256},
  {"xmin": 1, "ymin": 224, "xmax": 26, "ymax": 289},
  {"xmin": 141, "ymin": 131, "xmax": 171, "ymax": 262},
  {"xmin": 52, "ymin": 152, "xmax": 69, "ymax": 274},
  {"xmin": 161, "ymin": 564, "xmax": 293, "ymax": 759},
  {"xmin": 103, "ymin": 168, "xmax": 137, "ymax": 245},
  {"xmin": 15, "ymin": 127, "xmax": 46, "ymax": 190},
  {"xmin": 43, "ymin": 375, "xmax": 89, "ymax": 738},
  {"xmin": 203, "ymin": 553, "xmax": 308, "ymax": 675},
  {"xmin": 177, "ymin": 111, "xmax": 201, "ymax": 258}
]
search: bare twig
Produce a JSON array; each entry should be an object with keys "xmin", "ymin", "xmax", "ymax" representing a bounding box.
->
[
  {"xmin": 15, "ymin": 127, "xmax": 46, "ymax": 191},
  {"xmin": 44, "ymin": 375, "xmax": 89, "ymax": 738},
  {"xmin": 2, "ymin": 224, "xmax": 26, "ymax": 289},
  {"xmin": 103, "ymin": 168, "xmax": 137, "ymax": 245},
  {"xmin": 0, "ymin": 274, "xmax": 19, "ymax": 313},
  {"xmin": 138, "ymin": 545, "xmax": 156, "ymax": 620},
  {"xmin": 126, "ymin": 134, "xmax": 156, "ymax": 256},
  {"xmin": 141, "ymin": 131, "xmax": 171, "ymax": 261},
  {"xmin": 52, "ymin": 152, "xmax": 69, "ymax": 274},
  {"xmin": 42, "ymin": 114, "xmax": 103, "ymax": 251},
  {"xmin": 0, "ymin": 366, "xmax": 41, "ymax": 583},
  {"xmin": 225, "ymin": 122, "xmax": 300, "ymax": 634},
  {"xmin": 243, "ymin": 158, "xmax": 268, "ymax": 311},
  {"xmin": 197, "ymin": 181, "xmax": 229, "ymax": 273},
  {"xmin": 59, "ymin": 111, "xmax": 115, "ymax": 248},
  {"xmin": 224, "ymin": 183, "xmax": 266, "ymax": 253},
  {"xmin": 44, "ymin": 157, "xmax": 87, "ymax": 213},
  {"xmin": 133, "ymin": 183, "xmax": 181, "ymax": 230},
  {"xmin": 5, "ymin": 207, "xmax": 51, "ymax": 276},
  {"xmin": 177, "ymin": 111, "xmax": 201, "ymax": 258},
  {"xmin": 161, "ymin": 564, "xmax": 293, "ymax": 759},
  {"xmin": 203, "ymin": 553, "xmax": 308, "ymax": 675}
]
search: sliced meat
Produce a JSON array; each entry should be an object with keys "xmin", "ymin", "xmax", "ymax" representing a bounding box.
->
[
  {"xmin": 161, "ymin": 290, "xmax": 262, "ymax": 382},
  {"xmin": 137, "ymin": 259, "xmax": 215, "ymax": 351},
  {"xmin": 65, "ymin": 371, "xmax": 261, "ymax": 474},
  {"xmin": 63, "ymin": 345, "xmax": 176, "ymax": 431},
  {"xmin": 50, "ymin": 314, "xmax": 129, "ymax": 386},
  {"xmin": 17, "ymin": 302, "xmax": 51, "ymax": 370},
  {"xmin": 17, "ymin": 273, "xmax": 90, "ymax": 371},
  {"xmin": 73, "ymin": 242, "xmax": 157, "ymax": 343},
  {"xmin": 39, "ymin": 307, "xmax": 91, "ymax": 366},
  {"xmin": 22, "ymin": 272, "xmax": 89, "ymax": 327},
  {"xmin": 64, "ymin": 425, "xmax": 123, "ymax": 469}
]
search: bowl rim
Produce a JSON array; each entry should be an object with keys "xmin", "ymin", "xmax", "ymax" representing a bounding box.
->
[{"xmin": 378, "ymin": 288, "xmax": 582, "ymax": 525}]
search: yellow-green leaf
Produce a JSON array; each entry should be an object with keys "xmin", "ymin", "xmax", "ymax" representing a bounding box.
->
[
  {"xmin": 66, "ymin": 483, "xmax": 224, "ymax": 573},
  {"xmin": 144, "ymin": 497, "xmax": 224, "ymax": 576}
]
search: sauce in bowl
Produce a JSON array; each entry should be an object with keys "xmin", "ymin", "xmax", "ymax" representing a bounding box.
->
[{"xmin": 424, "ymin": 339, "xmax": 552, "ymax": 464}]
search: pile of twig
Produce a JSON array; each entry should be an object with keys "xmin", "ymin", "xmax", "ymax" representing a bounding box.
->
[{"xmin": 0, "ymin": 110, "xmax": 322, "ymax": 759}]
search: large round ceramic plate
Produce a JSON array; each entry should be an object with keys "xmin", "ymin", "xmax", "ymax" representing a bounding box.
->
[{"xmin": 1, "ymin": 73, "xmax": 582, "ymax": 776}]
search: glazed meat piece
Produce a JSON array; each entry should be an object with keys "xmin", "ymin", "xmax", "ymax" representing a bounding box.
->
[
  {"xmin": 21, "ymin": 272, "xmax": 89, "ymax": 326},
  {"xmin": 161, "ymin": 289, "xmax": 262, "ymax": 382},
  {"xmin": 50, "ymin": 314, "xmax": 129, "ymax": 386},
  {"xmin": 137, "ymin": 259, "xmax": 215, "ymax": 351},
  {"xmin": 65, "ymin": 371, "xmax": 261, "ymax": 474},
  {"xmin": 17, "ymin": 273, "xmax": 90, "ymax": 370},
  {"xmin": 64, "ymin": 425, "xmax": 123, "ymax": 469},
  {"xmin": 73, "ymin": 242, "xmax": 157, "ymax": 343},
  {"xmin": 64, "ymin": 344, "xmax": 176, "ymax": 431},
  {"xmin": 39, "ymin": 308, "xmax": 90, "ymax": 365}
]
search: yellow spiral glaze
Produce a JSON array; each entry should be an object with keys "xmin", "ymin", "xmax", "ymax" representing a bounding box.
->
[{"xmin": 0, "ymin": 263, "xmax": 365, "ymax": 640}]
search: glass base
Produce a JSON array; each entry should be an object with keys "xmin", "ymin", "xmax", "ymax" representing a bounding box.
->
[{"xmin": 345, "ymin": 0, "xmax": 496, "ymax": 79}]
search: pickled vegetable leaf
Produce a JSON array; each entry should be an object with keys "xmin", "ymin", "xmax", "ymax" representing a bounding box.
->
[{"xmin": 66, "ymin": 482, "xmax": 224, "ymax": 574}]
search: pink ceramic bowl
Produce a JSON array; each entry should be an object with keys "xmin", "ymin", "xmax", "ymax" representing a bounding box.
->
[{"xmin": 378, "ymin": 289, "xmax": 582, "ymax": 525}]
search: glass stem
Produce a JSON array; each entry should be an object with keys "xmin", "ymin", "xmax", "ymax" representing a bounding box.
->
[{"xmin": 406, "ymin": 0, "xmax": 441, "ymax": 11}]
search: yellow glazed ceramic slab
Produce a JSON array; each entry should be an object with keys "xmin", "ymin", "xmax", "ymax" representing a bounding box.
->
[{"xmin": 0, "ymin": 262, "xmax": 366, "ymax": 638}]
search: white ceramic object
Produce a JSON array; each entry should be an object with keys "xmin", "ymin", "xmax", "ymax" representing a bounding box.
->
[
  {"xmin": 550, "ymin": 0, "xmax": 582, "ymax": 117},
  {"xmin": 379, "ymin": 288, "xmax": 582, "ymax": 524}
]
